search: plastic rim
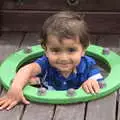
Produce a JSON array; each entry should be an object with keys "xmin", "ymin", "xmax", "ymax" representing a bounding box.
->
[{"xmin": 0, "ymin": 45, "xmax": 120, "ymax": 104}]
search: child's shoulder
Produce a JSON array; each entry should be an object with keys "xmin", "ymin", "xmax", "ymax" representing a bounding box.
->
[
  {"xmin": 77, "ymin": 56, "xmax": 96, "ymax": 73},
  {"xmin": 34, "ymin": 55, "xmax": 49, "ymax": 65},
  {"xmin": 36, "ymin": 55, "xmax": 48, "ymax": 61},
  {"xmin": 83, "ymin": 56, "xmax": 96, "ymax": 65}
]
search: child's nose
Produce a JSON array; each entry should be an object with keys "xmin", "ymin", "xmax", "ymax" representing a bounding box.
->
[{"xmin": 60, "ymin": 53, "xmax": 69, "ymax": 60}]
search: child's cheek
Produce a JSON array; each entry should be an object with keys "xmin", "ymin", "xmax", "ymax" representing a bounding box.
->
[
  {"xmin": 47, "ymin": 55, "xmax": 57, "ymax": 64},
  {"xmin": 73, "ymin": 56, "xmax": 81, "ymax": 66}
]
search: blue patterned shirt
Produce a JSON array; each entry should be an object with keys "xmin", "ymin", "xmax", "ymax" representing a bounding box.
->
[{"xmin": 35, "ymin": 56, "xmax": 103, "ymax": 90}]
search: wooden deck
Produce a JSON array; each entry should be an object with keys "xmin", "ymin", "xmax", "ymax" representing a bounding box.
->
[{"xmin": 0, "ymin": 32, "xmax": 120, "ymax": 120}]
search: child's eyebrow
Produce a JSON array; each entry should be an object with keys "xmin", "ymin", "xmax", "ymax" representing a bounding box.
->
[
  {"xmin": 67, "ymin": 47, "xmax": 77, "ymax": 49},
  {"xmin": 50, "ymin": 47, "xmax": 60, "ymax": 49},
  {"xmin": 49, "ymin": 47, "xmax": 61, "ymax": 50}
]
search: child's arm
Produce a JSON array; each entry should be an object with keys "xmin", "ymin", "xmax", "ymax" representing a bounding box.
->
[
  {"xmin": 0, "ymin": 62, "xmax": 41, "ymax": 110},
  {"xmin": 81, "ymin": 56, "xmax": 103, "ymax": 94}
]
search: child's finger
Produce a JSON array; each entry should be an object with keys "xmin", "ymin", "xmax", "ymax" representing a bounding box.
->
[
  {"xmin": 0, "ymin": 100, "xmax": 11, "ymax": 110},
  {"xmin": 0, "ymin": 96, "xmax": 6, "ymax": 101},
  {"xmin": 0, "ymin": 98, "xmax": 7, "ymax": 105},
  {"xmin": 22, "ymin": 96, "xmax": 30, "ymax": 105},
  {"xmin": 6, "ymin": 101, "xmax": 18, "ymax": 111},
  {"xmin": 0, "ymin": 100, "xmax": 5, "ymax": 106},
  {"xmin": 82, "ymin": 84, "xmax": 90, "ymax": 93},
  {"xmin": 92, "ymin": 82, "xmax": 100, "ymax": 93},
  {"xmin": 87, "ymin": 84, "xmax": 95, "ymax": 94}
]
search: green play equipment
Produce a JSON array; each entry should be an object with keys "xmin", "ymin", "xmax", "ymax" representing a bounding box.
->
[{"xmin": 0, "ymin": 45, "xmax": 120, "ymax": 104}]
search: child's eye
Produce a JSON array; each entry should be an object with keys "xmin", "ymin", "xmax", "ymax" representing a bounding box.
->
[
  {"xmin": 68, "ymin": 48, "xmax": 77, "ymax": 52},
  {"xmin": 51, "ymin": 48, "xmax": 61, "ymax": 53}
]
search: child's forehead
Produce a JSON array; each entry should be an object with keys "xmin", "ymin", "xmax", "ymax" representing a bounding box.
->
[{"xmin": 47, "ymin": 35, "xmax": 80, "ymax": 45}]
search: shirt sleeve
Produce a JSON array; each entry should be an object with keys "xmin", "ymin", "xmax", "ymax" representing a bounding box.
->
[
  {"xmin": 86, "ymin": 57, "xmax": 103, "ymax": 81},
  {"xmin": 34, "ymin": 56, "xmax": 49, "ymax": 74}
]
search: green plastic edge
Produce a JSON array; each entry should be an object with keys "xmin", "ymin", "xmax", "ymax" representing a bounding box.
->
[{"xmin": 0, "ymin": 45, "xmax": 120, "ymax": 104}]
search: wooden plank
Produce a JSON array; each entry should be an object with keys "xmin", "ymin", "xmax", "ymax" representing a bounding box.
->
[
  {"xmin": 0, "ymin": 0, "xmax": 4, "ymax": 35},
  {"xmin": 0, "ymin": 32, "xmax": 24, "ymax": 62},
  {"xmin": 0, "ymin": 32, "xmax": 24, "ymax": 119},
  {"xmin": 2, "ymin": 0, "xmax": 120, "ymax": 11},
  {"xmin": 96, "ymin": 35, "xmax": 120, "ymax": 56},
  {"xmin": 117, "ymin": 91, "xmax": 120, "ymax": 120},
  {"xmin": 0, "ymin": 90, "xmax": 24, "ymax": 120},
  {"xmin": 86, "ymin": 93, "xmax": 117, "ymax": 120},
  {"xmin": 53, "ymin": 103, "xmax": 85, "ymax": 120},
  {"xmin": 96, "ymin": 35, "xmax": 120, "ymax": 48},
  {"xmin": 85, "ymin": 14, "xmax": 120, "ymax": 34},
  {"xmin": 20, "ymin": 33, "xmax": 55, "ymax": 120},
  {"xmin": 86, "ymin": 35, "xmax": 119, "ymax": 120},
  {"xmin": 89, "ymin": 34, "xmax": 98, "ymax": 45},
  {"xmin": 0, "ymin": 105, "xmax": 23, "ymax": 120},
  {"xmin": 20, "ymin": 32, "xmax": 40, "ymax": 48},
  {"xmin": 22, "ymin": 103, "xmax": 54, "ymax": 120},
  {"xmin": 1, "ymin": 11, "xmax": 120, "ymax": 34}
]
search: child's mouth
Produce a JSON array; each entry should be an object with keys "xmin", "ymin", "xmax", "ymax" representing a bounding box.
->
[{"xmin": 58, "ymin": 63, "xmax": 71, "ymax": 68}]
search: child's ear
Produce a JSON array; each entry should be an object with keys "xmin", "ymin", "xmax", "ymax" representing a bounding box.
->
[
  {"xmin": 45, "ymin": 48, "xmax": 49, "ymax": 57},
  {"xmin": 42, "ymin": 44, "xmax": 47, "ymax": 50},
  {"xmin": 45, "ymin": 51, "xmax": 48, "ymax": 57},
  {"xmin": 82, "ymin": 51, "xmax": 85, "ymax": 56},
  {"xmin": 42, "ymin": 45, "xmax": 48, "ymax": 56}
]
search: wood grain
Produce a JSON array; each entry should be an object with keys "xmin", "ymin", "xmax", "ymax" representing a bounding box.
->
[
  {"xmin": 2, "ymin": 0, "xmax": 120, "ymax": 11},
  {"xmin": 0, "ymin": 32, "xmax": 24, "ymax": 120},
  {"xmin": 86, "ymin": 93, "xmax": 117, "ymax": 120},
  {"xmin": 1, "ymin": 11, "xmax": 120, "ymax": 34}
]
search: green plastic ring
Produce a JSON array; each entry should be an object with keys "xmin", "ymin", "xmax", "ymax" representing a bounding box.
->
[{"xmin": 0, "ymin": 45, "xmax": 120, "ymax": 104}]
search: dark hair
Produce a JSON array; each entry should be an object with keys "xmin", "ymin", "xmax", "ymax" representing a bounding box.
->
[{"xmin": 40, "ymin": 11, "xmax": 90, "ymax": 49}]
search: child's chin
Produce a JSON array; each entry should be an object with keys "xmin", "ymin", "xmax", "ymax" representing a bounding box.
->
[{"xmin": 58, "ymin": 67, "xmax": 73, "ymax": 72}]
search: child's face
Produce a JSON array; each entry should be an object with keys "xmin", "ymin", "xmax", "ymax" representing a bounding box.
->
[{"xmin": 45, "ymin": 35, "xmax": 85, "ymax": 73}]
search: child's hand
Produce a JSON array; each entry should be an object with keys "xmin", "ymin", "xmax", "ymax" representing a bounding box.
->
[
  {"xmin": 0, "ymin": 87, "xmax": 30, "ymax": 110},
  {"xmin": 81, "ymin": 79, "xmax": 100, "ymax": 94}
]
